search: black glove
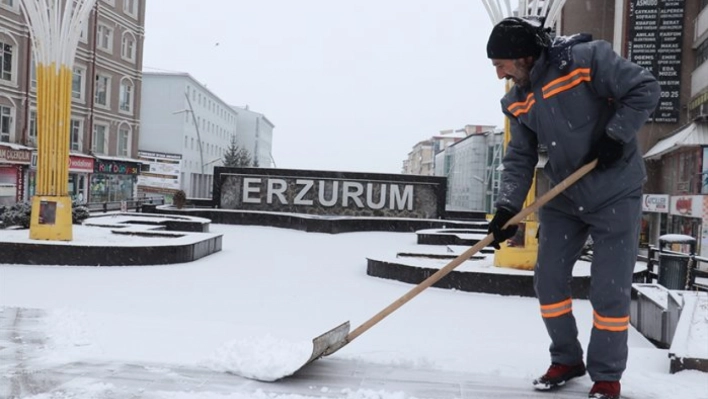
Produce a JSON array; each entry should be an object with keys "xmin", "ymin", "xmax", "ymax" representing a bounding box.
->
[
  {"xmin": 590, "ymin": 133, "xmax": 624, "ymax": 170},
  {"xmin": 488, "ymin": 207, "xmax": 519, "ymax": 250}
]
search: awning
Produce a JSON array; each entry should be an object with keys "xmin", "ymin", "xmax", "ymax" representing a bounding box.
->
[{"xmin": 644, "ymin": 122, "xmax": 708, "ymax": 160}]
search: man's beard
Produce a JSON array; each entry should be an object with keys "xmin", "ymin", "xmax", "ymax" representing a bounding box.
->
[
  {"xmin": 512, "ymin": 59, "xmax": 533, "ymax": 89},
  {"xmin": 513, "ymin": 75, "xmax": 531, "ymax": 88}
]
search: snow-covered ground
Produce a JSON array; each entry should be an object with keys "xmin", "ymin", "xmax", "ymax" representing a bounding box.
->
[{"xmin": 1, "ymin": 223, "xmax": 707, "ymax": 399}]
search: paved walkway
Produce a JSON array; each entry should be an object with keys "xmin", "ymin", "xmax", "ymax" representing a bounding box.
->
[{"xmin": 0, "ymin": 307, "xmax": 589, "ymax": 399}]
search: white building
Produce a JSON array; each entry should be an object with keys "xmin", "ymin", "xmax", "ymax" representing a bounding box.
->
[
  {"xmin": 139, "ymin": 71, "xmax": 274, "ymax": 198},
  {"xmin": 231, "ymin": 105, "xmax": 275, "ymax": 168},
  {"xmin": 435, "ymin": 129, "xmax": 504, "ymax": 213}
]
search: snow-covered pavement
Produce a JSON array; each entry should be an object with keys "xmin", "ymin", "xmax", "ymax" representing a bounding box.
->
[{"xmin": 1, "ymin": 224, "xmax": 706, "ymax": 399}]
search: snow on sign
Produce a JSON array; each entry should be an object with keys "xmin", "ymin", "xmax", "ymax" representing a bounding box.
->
[{"xmin": 214, "ymin": 167, "xmax": 447, "ymax": 219}]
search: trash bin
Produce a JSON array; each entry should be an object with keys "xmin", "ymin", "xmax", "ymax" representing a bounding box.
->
[
  {"xmin": 658, "ymin": 234, "xmax": 696, "ymax": 255},
  {"xmin": 657, "ymin": 253, "xmax": 690, "ymax": 290}
]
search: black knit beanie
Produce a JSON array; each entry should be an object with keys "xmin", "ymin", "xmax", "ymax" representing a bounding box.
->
[{"xmin": 486, "ymin": 17, "xmax": 548, "ymax": 59}]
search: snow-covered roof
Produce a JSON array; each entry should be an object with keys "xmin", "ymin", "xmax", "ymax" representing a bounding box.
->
[
  {"xmin": 644, "ymin": 123, "xmax": 708, "ymax": 160},
  {"xmin": 93, "ymin": 154, "xmax": 148, "ymax": 164},
  {"xmin": 0, "ymin": 142, "xmax": 34, "ymax": 151}
]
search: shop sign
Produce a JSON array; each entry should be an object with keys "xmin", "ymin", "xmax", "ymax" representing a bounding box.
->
[
  {"xmin": 94, "ymin": 159, "xmax": 140, "ymax": 175},
  {"xmin": 643, "ymin": 194, "xmax": 669, "ymax": 213},
  {"xmin": 670, "ymin": 195, "xmax": 703, "ymax": 217},
  {"xmin": 16, "ymin": 166, "xmax": 24, "ymax": 202},
  {"xmin": 69, "ymin": 156, "xmax": 94, "ymax": 172},
  {"xmin": 30, "ymin": 152, "xmax": 95, "ymax": 172},
  {"xmin": 0, "ymin": 147, "xmax": 31, "ymax": 163}
]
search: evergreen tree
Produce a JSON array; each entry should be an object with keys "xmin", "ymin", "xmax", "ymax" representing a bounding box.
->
[{"xmin": 223, "ymin": 136, "xmax": 253, "ymax": 167}]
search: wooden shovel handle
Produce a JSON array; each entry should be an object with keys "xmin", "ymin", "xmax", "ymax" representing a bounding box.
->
[{"xmin": 346, "ymin": 159, "xmax": 598, "ymax": 343}]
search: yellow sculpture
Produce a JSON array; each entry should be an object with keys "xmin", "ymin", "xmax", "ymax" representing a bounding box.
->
[{"xmin": 21, "ymin": 0, "xmax": 97, "ymax": 240}]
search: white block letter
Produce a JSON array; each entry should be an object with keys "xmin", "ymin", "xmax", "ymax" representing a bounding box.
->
[
  {"xmin": 294, "ymin": 179, "xmax": 314, "ymax": 205},
  {"xmin": 390, "ymin": 185, "xmax": 414, "ymax": 211},
  {"xmin": 342, "ymin": 182, "xmax": 365, "ymax": 208},
  {"xmin": 242, "ymin": 177, "xmax": 261, "ymax": 203},
  {"xmin": 267, "ymin": 179, "xmax": 288, "ymax": 205},
  {"xmin": 366, "ymin": 183, "xmax": 386, "ymax": 210}
]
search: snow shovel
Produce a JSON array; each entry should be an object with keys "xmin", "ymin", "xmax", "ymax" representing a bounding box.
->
[{"xmin": 292, "ymin": 159, "xmax": 598, "ymax": 378}]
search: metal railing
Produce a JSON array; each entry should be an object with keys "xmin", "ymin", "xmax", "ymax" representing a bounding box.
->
[
  {"xmin": 645, "ymin": 246, "xmax": 708, "ymax": 292},
  {"xmin": 85, "ymin": 196, "xmax": 166, "ymax": 213}
]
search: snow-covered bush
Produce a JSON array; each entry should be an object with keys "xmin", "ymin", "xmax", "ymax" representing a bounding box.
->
[
  {"xmin": 72, "ymin": 200, "xmax": 90, "ymax": 224},
  {"xmin": 0, "ymin": 202, "xmax": 31, "ymax": 228}
]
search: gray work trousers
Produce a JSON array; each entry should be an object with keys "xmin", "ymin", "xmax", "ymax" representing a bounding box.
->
[{"xmin": 534, "ymin": 191, "xmax": 641, "ymax": 382}]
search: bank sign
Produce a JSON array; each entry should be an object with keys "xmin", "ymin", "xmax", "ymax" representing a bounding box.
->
[{"xmin": 214, "ymin": 167, "xmax": 447, "ymax": 219}]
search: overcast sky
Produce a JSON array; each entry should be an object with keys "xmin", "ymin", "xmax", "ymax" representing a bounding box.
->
[{"xmin": 142, "ymin": 0, "xmax": 506, "ymax": 174}]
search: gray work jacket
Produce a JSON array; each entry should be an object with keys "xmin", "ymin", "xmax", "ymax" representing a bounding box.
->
[{"xmin": 495, "ymin": 37, "xmax": 660, "ymax": 214}]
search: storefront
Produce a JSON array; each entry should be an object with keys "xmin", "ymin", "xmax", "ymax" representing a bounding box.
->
[
  {"xmin": 668, "ymin": 194, "xmax": 708, "ymax": 257},
  {"xmin": 28, "ymin": 153, "xmax": 94, "ymax": 203},
  {"xmin": 90, "ymin": 156, "xmax": 141, "ymax": 203},
  {"xmin": 641, "ymin": 194, "xmax": 669, "ymax": 248},
  {"xmin": 0, "ymin": 144, "xmax": 32, "ymax": 205}
]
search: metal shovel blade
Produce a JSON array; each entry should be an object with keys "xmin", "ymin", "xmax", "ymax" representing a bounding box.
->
[{"xmin": 284, "ymin": 321, "xmax": 350, "ymax": 379}]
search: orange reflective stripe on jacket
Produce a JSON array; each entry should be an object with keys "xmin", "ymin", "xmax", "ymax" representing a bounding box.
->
[
  {"xmin": 540, "ymin": 298, "xmax": 572, "ymax": 318},
  {"xmin": 593, "ymin": 311, "xmax": 630, "ymax": 332},
  {"xmin": 542, "ymin": 67, "xmax": 592, "ymax": 99},
  {"xmin": 507, "ymin": 93, "xmax": 535, "ymax": 117}
]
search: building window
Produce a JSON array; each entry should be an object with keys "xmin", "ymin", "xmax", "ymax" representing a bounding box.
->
[
  {"xmin": 72, "ymin": 66, "xmax": 86, "ymax": 101},
  {"xmin": 697, "ymin": 39, "xmax": 708, "ymax": 69},
  {"xmin": 29, "ymin": 110, "xmax": 37, "ymax": 145},
  {"xmin": 117, "ymin": 126, "xmax": 130, "ymax": 156},
  {"xmin": 30, "ymin": 55, "xmax": 37, "ymax": 89},
  {"xmin": 0, "ymin": 0, "xmax": 18, "ymax": 12},
  {"xmin": 78, "ymin": 18, "xmax": 88, "ymax": 43},
  {"xmin": 124, "ymin": 0, "xmax": 138, "ymax": 17},
  {"xmin": 1, "ymin": 41, "xmax": 13, "ymax": 82},
  {"xmin": 121, "ymin": 33, "xmax": 136, "ymax": 62},
  {"xmin": 92, "ymin": 123, "xmax": 108, "ymax": 154},
  {"xmin": 95, "ymin": 74, "xmax": 110, "ymax": 107},
  {"xmin": 119, "ymin": 79, "xmax": 133, "ymax": 113},
  {"xmin": 70, "ymin": 119, "xmax": 82, "ymax": 152},
  {"xmin": 0, "ymin": 105, "xmax": 12, "ymax": 142},
  {"xmin": 97, "ymin": 23, "xmax": 113, "ymax": 53}
]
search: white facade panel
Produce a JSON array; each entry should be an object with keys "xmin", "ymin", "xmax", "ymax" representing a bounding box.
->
[{"xmin": 692, "ymin": 60, "xmax": 708, "ymax": 98}]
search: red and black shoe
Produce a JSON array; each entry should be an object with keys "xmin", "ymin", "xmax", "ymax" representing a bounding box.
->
[
  {"xmin": 532, "ymin": 362, "xmax": 586, "ymax": 390},
  {"xmin": 589, "ymin": 381, "xmax": 621, "ymax": 399}
]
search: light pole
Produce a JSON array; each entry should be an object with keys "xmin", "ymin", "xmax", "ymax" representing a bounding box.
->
[
  {"xmin": 22, "ymin": 0, "xmax": 97, "ymax": 241},
  {"xmin": 173, "ymin": 92, "xmax": 206, "ymax": 197}
]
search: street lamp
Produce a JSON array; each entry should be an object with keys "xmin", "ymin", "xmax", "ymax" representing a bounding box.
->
[{"xmin": 173, "ymin": 92, "xmax": 207, "ymax": 197}]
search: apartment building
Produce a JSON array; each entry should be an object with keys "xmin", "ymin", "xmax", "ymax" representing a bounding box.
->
[
  {"xmin": 139, "ymin": 72, "xmax": 275, "ymax": 198},
  {"xmin": 0, "ymin": 0, "xmax": 146, "ymax": 205},
  {"xmin": 556, "ymin": 0, "xmax": 707, "ymax": 252}
]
